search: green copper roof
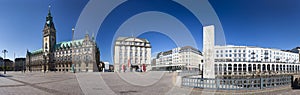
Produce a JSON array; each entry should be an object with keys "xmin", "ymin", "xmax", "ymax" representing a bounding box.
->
[
  {"xmin": 30, "ymin": 39, "xmax": 85, "ymax": 55},
  {"xmin": 55, "ymin": 39, "xmax": 84, "ymax": 49},
  {"xmin": 30, "ymin": 48, "xmax": 43, "ymax": 55}
]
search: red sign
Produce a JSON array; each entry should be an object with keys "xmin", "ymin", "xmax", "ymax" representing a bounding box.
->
[{"xmin": 142, "ymin": 64, "xmax": 146, "ymax": 72}]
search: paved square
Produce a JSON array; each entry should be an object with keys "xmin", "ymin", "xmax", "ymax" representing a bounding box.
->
[
  {"xmin": 0, "ymin": 72, "xmax": 178, "ymax": 95},
  {"xmin": 1, "ymin": 72, "xmax": 300, "ymax": 95}
]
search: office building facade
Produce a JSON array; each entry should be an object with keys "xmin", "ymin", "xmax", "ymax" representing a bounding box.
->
[
  {"xmin": 213, "ymin": 45, "xmax": 299, "ymax": 77},
  {"xmin": 14, "ymin": 58, "xmax": 26, "ymax": 71},
  {"xmin": 215, "ymin": 45, "xmax": 299, "ymax": 63},
  {"xmin": 114, "ymin": 37, "xmax": 151, "ymax": 72},
  {"xmin": 154, "ymin": 46, "xmax": 203, "ymax": 70}
]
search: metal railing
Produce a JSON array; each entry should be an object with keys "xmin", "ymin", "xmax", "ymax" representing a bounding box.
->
[
  {"xmin": 178, "ymin": 70, "xmax": 200, "ymax": 76},
  {"xmin": 182, "ymin": 75, "xmax": 291, "ymax": 90}
]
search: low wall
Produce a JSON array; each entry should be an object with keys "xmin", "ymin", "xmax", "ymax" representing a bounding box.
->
[{"xmin": 182, "ymin": 75, "xmax": 291, "ymax": 90}]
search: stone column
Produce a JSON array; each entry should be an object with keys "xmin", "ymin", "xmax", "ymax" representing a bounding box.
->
[
  {"xmin": 285, "ymin": 64, "xmax": 287, "ymax": 72},
  {"xmin": 274, "ymin": 64, "xmax": 276, "ymax": 72},
  {"xmin": 246, "ymin": 63, "xmax": 248, "ymax": 75},
  {"xmin": 260, "ymin": 64, "xmax": 263, "ymax": 72},
  {"xmin": 203, "ymin": 25, "xmax": 215, "ymax": 78},
  {"xmin": 298, "ymin": 49, "xmax": 300, "ymax": 63},
  {"xmin": 251, "ymin": 64, "xmax": 254, "ymax": 72},
  {"xmin": 238, "ymin": 64, "xmax": 244, "ymax": 74},
  {"xmin": 226, "ymin": 64, "xmax": 228, "ymax": 75},
  {"xmin": 231, "ymin": 64, "xmax": 234, "ymax": 75}
]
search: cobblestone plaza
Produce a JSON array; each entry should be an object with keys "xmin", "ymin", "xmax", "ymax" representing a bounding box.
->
[{"xmin": 1, "ymin": 72, "xmax": 300, "ymax": 95}]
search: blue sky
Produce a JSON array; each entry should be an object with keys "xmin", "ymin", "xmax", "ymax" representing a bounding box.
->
[{"xmin": 0, "ymin": 0, "xmax": 300, "ymax": 64}]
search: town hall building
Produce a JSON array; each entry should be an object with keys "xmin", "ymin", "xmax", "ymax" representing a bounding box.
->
[{"xmin": 26, "ymin": 6, "xmax": 100, "ymax": 72}]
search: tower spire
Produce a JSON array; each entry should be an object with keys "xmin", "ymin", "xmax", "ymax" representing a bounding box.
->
[
  {"xmin": 48, "ymin": 4, "xmax": 51, "ymax": 17},
  {"xmin": 43, "ymin": 3, "xmax": 56, "ymax": 55},
  {"xmin": 45, "ymin": 4, "xmax": 54, "ymax": 28}
]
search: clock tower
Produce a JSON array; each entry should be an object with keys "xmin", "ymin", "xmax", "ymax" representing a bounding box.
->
[{"xmin": 43, "ymin": 5, "xmax": 56, "ymax": 71}]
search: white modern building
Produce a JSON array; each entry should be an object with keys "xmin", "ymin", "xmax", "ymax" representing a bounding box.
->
[
  {"xmin": 213, "ymin": 45, "xmax": 300, "ymax": 77},
  {"xmin": 114, "ymin": 37, "xmax": 151, "ymax": 72},
  {"xmin": 201, "ymin": 25, "xmax": 300, "ymax": 77},
  {"xmin": 181, "ymin": 25, "xmax": 300, "ymax": 90},
  {"xmin": 215, "ymin": 45, "xmax": 299, "ymax": 63},
  {"xmin": 154, "ymin": 46, "xmax": 203, "ymax": 70}
]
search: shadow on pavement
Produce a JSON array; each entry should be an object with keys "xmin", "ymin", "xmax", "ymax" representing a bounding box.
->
[{"xmin": 0, "ymin": 74, "xmax": 12, "ymax": 77}]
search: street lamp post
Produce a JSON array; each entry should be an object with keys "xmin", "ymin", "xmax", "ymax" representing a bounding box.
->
[
  {"xmin": 72, "ymin": 27, "xmax": 75, "ymax": 73},
  {"xmin": 22, "ymin": 60, "xmax": 25, "ymax": 73},
  {"xmin": 2, "ymin": 50, "xmax": 8, "ymax": 74}
]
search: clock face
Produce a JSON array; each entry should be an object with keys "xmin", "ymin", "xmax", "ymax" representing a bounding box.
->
[{"xmin": 47, "ymin": 20, "xmax": 50, "ymax": 24}]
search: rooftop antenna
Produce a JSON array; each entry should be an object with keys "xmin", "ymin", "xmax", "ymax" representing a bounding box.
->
[
  {"xmin": 48, "ymin": 4, "xmax": 51, "ymax": 13},
  {"xmin": 72, "ymin": 27, "xmax": 75, "ymax": 40}
]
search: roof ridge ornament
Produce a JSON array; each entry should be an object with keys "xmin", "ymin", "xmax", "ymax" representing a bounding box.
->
[
  {"xmin": 85, "ymin": 30, "xmax": 90, "ymax": 40},
  {"xmin": 92, "ymin": 32, "xmax": 95, "ymax": 42}
]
